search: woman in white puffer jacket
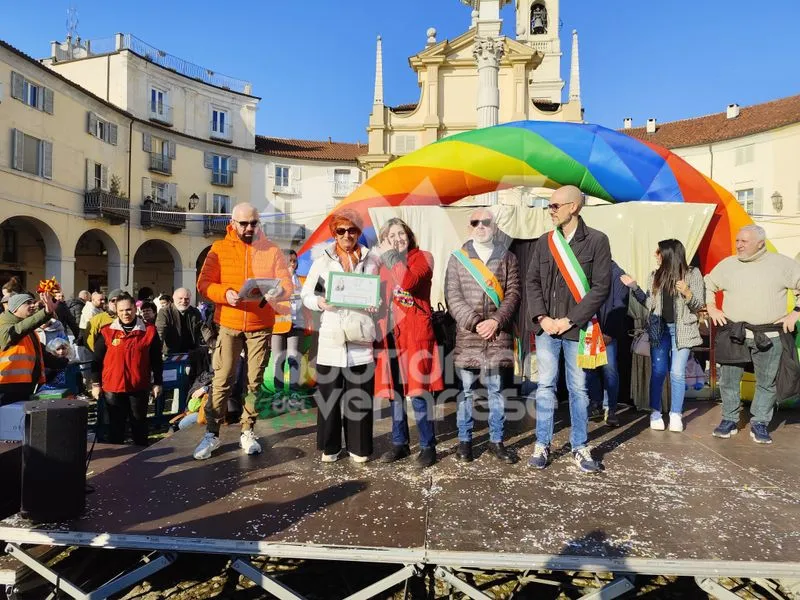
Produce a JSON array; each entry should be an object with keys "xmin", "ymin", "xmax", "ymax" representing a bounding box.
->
[{"xmin": 301, "ymin": 209, "xmax": 379, "ymax": 464}]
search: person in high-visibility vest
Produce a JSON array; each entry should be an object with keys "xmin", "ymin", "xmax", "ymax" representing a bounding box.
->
[{"xmin": 0, "ymin": 292, "xmax": 62, "ymax": 406}]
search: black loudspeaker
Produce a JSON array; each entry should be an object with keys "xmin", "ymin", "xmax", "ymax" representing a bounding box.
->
[{"xmin": 21, "ymin": 399, "xmax": 88, "ymax": 522}]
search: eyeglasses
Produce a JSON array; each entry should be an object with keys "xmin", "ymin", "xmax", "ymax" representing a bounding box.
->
[
  {"xmin": 236, "ymin": 220, "xmax": 260, "ymax": 228},
  {"xmin": 335, "ymin": 227, "xmax": 360, "ymax": 236},
  {"xmin": 546, "ymin": 201, "xmax": 574, "ymax": 212},
  {"xmin": 469, "ymin": 218, "xmax": 493, "ymax": 228}
]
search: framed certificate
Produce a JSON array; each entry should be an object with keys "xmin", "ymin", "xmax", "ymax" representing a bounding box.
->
[
  {"xmin": 238, "ymin": 278, "xmax": 281, "ymax": 302},
  {"xmin": 326, "ymin": 272, "xmax": 380, "ymax": 309}
]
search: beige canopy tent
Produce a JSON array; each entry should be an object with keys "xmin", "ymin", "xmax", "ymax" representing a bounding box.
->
[
  {"xmin": 370, "ymin": 202, "xmax": 716, "ymax": 411},
  {"xmin": 370, "ymin": 202, "xmax": 716, "ymax": 308}
]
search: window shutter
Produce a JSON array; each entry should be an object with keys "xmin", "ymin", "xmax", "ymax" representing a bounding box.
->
[
  {"xmin": 142, "ymin": 177, "xmax": 152, "ymax": 201},
  {"xmin": 205, "ymin": 192, "xmax": 214, "ymax": 212},
  {"xmin": 350, "ymin": 169, "xmax": 361, "ymax": 184},
  {"xmin": 267, "ymin": 163, "xmax": 274, "ymax": 179},
  {"xmin": 753, "ymin": 188, "xmax": 763, "ymax": 215},
  {"xmin": 108, "ymin": 123, "xmax": 118, "ymax": 146},
  {"xmin": 101, "ymin": 165, "xmax": 109, "ymax": 191},
  {"xmin": 43, "ymin": 88, "xmax": 54, "ymax": 114},
  {"xmin": 202, "ymin": 151, "xmax": 213, "ymax": 169},
  {"xmin": 12, "ymin": 129, "xmax": 24, "ymax": 171},
  {"xmin": 88, "ymin": 112, "xmax": 98, "ymax": 136},
  {"xmin": 10, "ymin": 72, "xmax": 23, "ymax": 100},
  {"xmin": 168, "ymin": 140, "xmax": 176, "ymax": 160},
  {"xmin": 327, "ymin": 168, "xmax": 335, "ymax": 183},
  {"xmin": 229, "ymin": 196, "xmax": 237, "ymax": 213},
  {"xmin": 229, "ymin": 157, "xmax": 238, "ymax": 173},
  {"xmin": 41, "ymin": 140, "xmax": 53, "ymax": 179},
  {"xmin": 142, "ymin": 132, "xmax": 152, "ymax": 152},
  {"xmin": 86, "ymin": 159, "xmax": 95, "ymax": 190},
  {"xmin": 169, "ymin": 183, "xmax": 178, "ymax": 207}
]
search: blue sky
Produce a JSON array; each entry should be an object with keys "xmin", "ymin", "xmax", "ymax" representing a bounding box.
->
[{"xmin": 2, "ymin": 0, "xmax": 798, "ymax": 143}]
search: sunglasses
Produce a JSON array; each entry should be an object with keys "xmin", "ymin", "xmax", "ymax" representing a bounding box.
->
[
  {"xmin": 469, "ymin": 218, "xmax": 493, "ymax": 228},
  {"xmin": 546, "ymin": 201, "xmax": 574, "ymax": 212},
  {"xmin": 335, "ymin": 227, "xmax": 360, "ymax": 236},
  {"xmin": 236, "ymin": 220, "xmax": 260, "ymax": 228}
]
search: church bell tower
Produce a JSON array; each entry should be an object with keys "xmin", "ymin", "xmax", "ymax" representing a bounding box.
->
[{"xmin": 515, "ymin": 0, "xmax": 565, "ymax": 105}]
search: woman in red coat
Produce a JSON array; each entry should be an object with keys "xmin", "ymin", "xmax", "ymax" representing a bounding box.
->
[{"xmin": 374, "ymin": 218, "xmax": 443, "ymax": 468}]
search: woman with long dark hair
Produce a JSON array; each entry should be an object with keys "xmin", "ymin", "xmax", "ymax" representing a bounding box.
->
[{"xmin": 621, "ymin": 239, "xmax": 705, "ymax": 432}]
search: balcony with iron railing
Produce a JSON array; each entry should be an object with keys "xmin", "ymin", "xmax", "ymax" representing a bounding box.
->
[
  {"xmin": 140, "ymin": 203, "xmax": 186, "ymax": 232},
  {"xmin": 203, "ymin": 215, "xmax": 228, "ymax": 236},
  {"xmin": 209, "ymin": 121, "xmax": 233, "ymax": 142},
  {"xmin": 273, "ymin": 182, "xmax": 300, "ymax": 195},
  {"xmin": 332, "ymin": 181, "xmax": 357, "ymax": 198},
  {"xmin": 149, "ymin": 103, "xmax": 173, "ymax": 126},
  {"xmin": 84, "ymin": 190, "xmax": 129, "ymax": 224},
  {"xmin": 262, "ymin": 221, "xmax": 307, "ymax": 242},
  {"xmin": 53, "ymin": 34, "xmax": 253, "ymax": 94},
  {"xmin": 211, "ymin": 170, "xmax": 234, "ymax": 186},
  {"xmin": 149, "ymin": 153, "xmax": 172, "ymax": 175}
]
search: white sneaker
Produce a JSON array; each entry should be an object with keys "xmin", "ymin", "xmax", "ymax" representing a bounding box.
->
[
  {"xmin": 650, "ymin": 414, "xmax": 666, "ymax": 431},
  {"xmin": 193, "ymin": 432, "xmax": 220, "ymax": 460},
  {"xmin": 321, "ymin": 451, "xmax": 342, "ymax": 463},
  {"xmin": 239, "ymin": 430, "xmax": 262, "ymax": 455},
  {"xmin": 349, "ymin": 452, "xmax": 369, "ymax": 463},
  {"xmin": 668, "ymin": 413, "xmax": 684, "ymax": 432}
]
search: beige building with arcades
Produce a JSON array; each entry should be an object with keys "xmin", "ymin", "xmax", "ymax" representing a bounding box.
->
[{"xmin": 0, "ymin": 35, "xmax": 362, "ymax": 298}]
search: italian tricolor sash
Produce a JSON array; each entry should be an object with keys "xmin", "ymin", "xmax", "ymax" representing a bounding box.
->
[{"xmin": 547, "ymin": 229, "xmax": 607, "ymax": 368}]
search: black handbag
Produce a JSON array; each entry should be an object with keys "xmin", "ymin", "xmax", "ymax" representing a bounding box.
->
[{"xmin": 431, "ymin": 302, "xmax": 456, "ymax": 354}]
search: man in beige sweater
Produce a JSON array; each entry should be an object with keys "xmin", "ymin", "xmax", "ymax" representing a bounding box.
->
[{"xmin": 705, "ymin": 225, "xmax": 800, "ymax": 443}]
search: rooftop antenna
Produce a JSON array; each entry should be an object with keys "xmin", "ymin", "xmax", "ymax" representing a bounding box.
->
[{"xmin": 66, "ymin": 4, "xmax": 79, "ymax": 44}]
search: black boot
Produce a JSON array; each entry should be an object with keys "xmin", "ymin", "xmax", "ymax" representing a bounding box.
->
[
  {"xmin": 488, "ymin": 442, "xmax": 516, "ymax": 464},
  {"xmin": 379, "ymin": 444, "xmax": 410, "ymax": 463},
  {"xmin": 416, "ymin": 447, "xmax": 437, "ymax": 468},
  {"xmin": 455, "ymin": 441, "xmax": 473, "ymax": 462}
]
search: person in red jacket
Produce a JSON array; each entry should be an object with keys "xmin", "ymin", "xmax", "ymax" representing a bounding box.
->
[
  {"xmin": 374, "ymin": 218, "xmax": 444, "ymax": 468},
  {"xmin": 194, "ymin": 202, "xmax": 291, "ymax": 460},
  {"xmin": 91, "ymin": 293, "xmax": 163, "ymax": 446}
]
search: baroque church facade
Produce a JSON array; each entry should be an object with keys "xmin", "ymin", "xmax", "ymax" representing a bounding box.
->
[{"xmin": 360, "ymin": 0, "xmax": 583, "ymax": 193}]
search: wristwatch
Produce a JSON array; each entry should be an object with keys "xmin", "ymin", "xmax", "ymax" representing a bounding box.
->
[{"xmin": 793, "ymin": 306, "xmax": 800, "ymax": 313}]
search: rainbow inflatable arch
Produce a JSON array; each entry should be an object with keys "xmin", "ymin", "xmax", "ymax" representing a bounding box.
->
[{"xmin": 299, "ymin": 121, "xmax": 753, "ymax": 273}]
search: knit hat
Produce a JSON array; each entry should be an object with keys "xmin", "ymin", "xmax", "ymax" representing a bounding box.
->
[
  {"xmin": 108, "ymin": 288, "xmax": 124, "ymax": 301},
  {"xmin": 8, "ymin": 293, "xmax": 34, "ymax": 313}
]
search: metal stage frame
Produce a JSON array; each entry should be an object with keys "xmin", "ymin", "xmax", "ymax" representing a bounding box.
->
[{"xmin": 1, "ymin": 401, "xmax": 799, "ymax": 599}]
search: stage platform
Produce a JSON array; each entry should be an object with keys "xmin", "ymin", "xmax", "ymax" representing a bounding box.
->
[{"xmin": 2, "ymin": 400, "xmax": 800, "ymax": 597}]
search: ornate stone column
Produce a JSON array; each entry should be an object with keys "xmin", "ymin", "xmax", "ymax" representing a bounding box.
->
[{"xmin": 474, "ymin": 37, "xmax": 504, "ymax": 204}]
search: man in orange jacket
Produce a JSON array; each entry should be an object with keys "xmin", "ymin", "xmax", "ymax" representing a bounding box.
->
[{"xmin": 193, "ymin": 202, "xmax": 291, "ymax": 460}]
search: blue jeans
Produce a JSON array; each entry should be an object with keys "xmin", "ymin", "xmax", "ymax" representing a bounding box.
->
[
  {"xmin": 534, "ymin": 333, "xmax": 590, "ymax": 451},
  {"xmin": 391, "ymin": 396, "xmax": 436, "ymax": 449},
  {"xmin": 650, "ymin": 323, "xmax": 690, "ymax": 415},
  {"xmin": 456, "ymin": 368, "xmax": 508, "ymax": 443},
  {"xmin": 586, "ymin": 339, "xmax": 619, "ymax": 413}
]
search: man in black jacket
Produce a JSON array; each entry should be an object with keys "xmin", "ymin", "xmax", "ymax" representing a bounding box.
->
[
  {"xmin": 586, "ymin": 260, "xmax": 629, "ymax": 427},
  {"xmin": 526, "ymin": 186, "xmax": 611, "ymax": 473},
  {"xmin": 67, "ymin": 291, "xmax": 89, "ymax": 330},
  {"xmin": 155, "ymin": 288, "xmax": 203, "ymax": 355}
]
